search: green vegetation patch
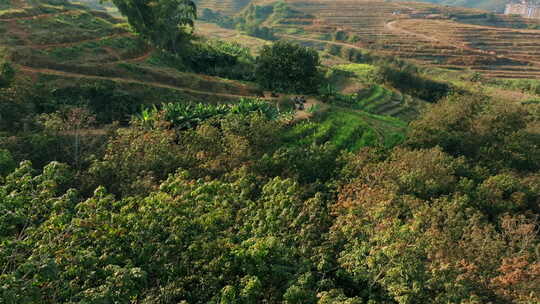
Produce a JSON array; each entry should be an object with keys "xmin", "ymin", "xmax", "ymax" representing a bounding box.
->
[
  {"xmin": 489, "ymin": 78, "xmax": 540, "ymax": 95},
  {"xmin": 284, "ymin": 106, "xmax": 405, "ymax": 151},
  {"xmin": 334, "ymin": 63, "xmax": 376, "ymax": 78},
  {"xmin": 0, "ymin": 5, "xmax": 66, "ymax": 18},
  {"xmin": 48, "ymin": 45, "xmax": 85, "ymax": 61},
  {"xmin": 20, "ymin": 11, "xmax": 122, "ymax": 44},
  {"xmin": 0, "ymin": 0, "xmax": 11, "ymax": 9}
]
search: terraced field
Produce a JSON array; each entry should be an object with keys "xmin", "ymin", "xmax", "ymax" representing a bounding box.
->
[
  {"xmin": 194, "ymin": 0, "xmax": 252, "ymax": 15},
  {"xmin": 0, "ymin": 0, "xmax": 261, "ymax": 101},
  {"xmin": 266, "ymin": 0, "xmax": 540, "ymax": 79},
  {"xmin": 284, "ymin": 105, "xmax": 406, "ymax": 151},
  {"xmin": 328, "ymin": 63, "xmax": 427, "ymax": 120},
  {"xmin": 392, "ymin": 18, "xmax": 540, "ymax": 78},
  {"xmin": 356, "ymin": 85, "xmax": 421, "ymax": 118}
]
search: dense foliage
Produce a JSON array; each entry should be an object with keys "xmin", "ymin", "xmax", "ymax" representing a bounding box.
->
[
  {"xmin": 1, "ymin": 4, "xmax": 539, "ymax": 301},
  {"xmin": 1, "ymin": 88, "xmax": 539, "ymax": 303},
  {"xmin": 0, "ymin": 62, "xmax": 13, "ymax": 88},
  {"xmin": 111, "ymin": 0, "xmax": 196, "ymax": 53},
  {"xmin": 134, "ymin": 98, "xmax": 280, "ymax": 130},
  {"xmin": 255, "ymin": 41, "xmax": 321, "ymax": 93},
  {"xmin": 181, "ymin": 40, "xmax": 255, "ymax": 80},
  {"xmin": 200, "ymin": 8, "xmax": 236, "ymax": 29},
  {"xmin": 374, "ymin": 65, "xmax": 451, "ymax": 102}
]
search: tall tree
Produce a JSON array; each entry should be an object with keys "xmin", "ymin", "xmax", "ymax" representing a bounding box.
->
[
  {"xmin": 111, "ymin": 0, "xmax": 197, "ymax": 53},
  {"xmin": 255, "ymin": 41, "xmax": 321, "ymax": 93},
  {"xmin": 0, "ymin": 50, "xmax": 14, "ymax": 88}
]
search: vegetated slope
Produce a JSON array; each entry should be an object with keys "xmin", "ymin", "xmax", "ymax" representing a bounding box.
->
[
  {"xmin": 284, "ymin": 105, "xmax": 406, "ymax": 151},
  {"xmin": 0, "ymin": 0, "xmax": 409, "ymax": 153},
  {"xmin": 68, "ymin": 0, "xmax": 120, "ymax": 16},
  {"xmin": 262, "ymin": 0, "xmax": 540, "ymax": 79},
  {"xmin": 391, "ymin": 0, "xmax": 509, "ymax": 13},
  {"xmin": 0, "ymin": 0, "xmax": 260, "ymax": 101}
]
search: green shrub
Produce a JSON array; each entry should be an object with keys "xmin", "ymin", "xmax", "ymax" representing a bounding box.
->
[
  {"xmin": 373, "ymin": 64, "xmax": 452, "ymax": 102},
  {"xmin": 0, "ymin": 149, "xmax": 15, "ymax": 176},
  {"xmin": 134, "ymin": 98, "xmax": 279, "ymax": 130},
  {"xmin": 200, "ymin": 8, "xmax": 235, "ymax": 28},
  {"xmin": 255, "ymin": 41, "xmax": 321, "ymax": 93},
  {"xmin": 0, "ymin": 61, "xmax": 14, "ymax": 88},
  {"xmin": 178, "ymin": 40, "xmax": 255, "ymax": 80}
]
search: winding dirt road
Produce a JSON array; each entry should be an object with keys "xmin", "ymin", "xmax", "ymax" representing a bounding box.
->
[{"xmin": 384, "ymin": 20, "xmax": 439, "ymax": 43}]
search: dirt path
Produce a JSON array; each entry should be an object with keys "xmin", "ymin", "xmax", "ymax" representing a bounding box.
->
[
  {"xmin": 28, "ymin": 32, "xmax": 133, "ymax": 50},
  {"xmin": 293, "ymin": 98, "xmax": 327, "ymax": 121},
  {"xmin": 120, "ymin": 49, "xmax": 153, "ymax": 63},
  {"xmin": 385, "ymin": 20, "xmax": 439, "ymax": 43},
  {"xmin": 17, "ymin": 65, "xmax": 257, "ymax": 99},
  {"xmin": 102, "ymin": 46, "xmax": 121, "ymax": 61}
]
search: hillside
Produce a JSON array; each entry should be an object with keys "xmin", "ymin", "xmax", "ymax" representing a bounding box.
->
[
  {"xmin": 0, "ymin": 0, "xmax": 261, "ymax": 105},
  {"xmin": 244, "ymin": 0, "xmax": 540, "ymax": 79},
  {"xmin": 1, "ymin": 0, "xmax": 540, "ymax": 303},
  {"xmin": 391, "ymin": 0, "xmax": 509, "ymax": 12},
  {"xmin": 194, "ymin": 0, "xmax": 253, "ymax": 15},
  {"xmin": 1, "ymin": 0, "xmax": 421, "ymax": 151}
]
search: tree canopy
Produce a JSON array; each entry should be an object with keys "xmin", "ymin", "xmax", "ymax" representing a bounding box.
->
[
  {"xmin": 0, "ymin": 53, "xmax": 14, "ymax": 88},
  {"xmin": 1, "ymin": 93, "xmax": 539, "ymax": 303},
  {"xmin": 255, "ymin": 41, "xmax": 321, "ymax": 93},
  {"xmin": 111, "ymin": 0, "xmax": 197, "ymax": 53}
]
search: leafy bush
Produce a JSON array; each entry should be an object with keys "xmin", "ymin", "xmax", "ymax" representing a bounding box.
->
[
  {"xmin": 49, "ymin": 81, "xmax": 144, "ymax": 124},
  {"xmin": 318, "ymin": 84, "xmax": 338, "ymax": 101},
  {"xmin": 178, "ymin": 40, "xmax": 255, "ymax": 80},
  {"xmin": 0, "ymin": 59, "xmax": 14, "ymax": 88},
  {"xmin": 255, "ymin": 41, "xmax": 321, "ymax": 93},
  {"xmin": 241, "ymin": 24, "xmax": 276, "ymax": 40},
  {"xmin": 372, "ymin": 64, "xmax": 452, "ymax": 102},
  {"xmin": 134, "ymin": 98, "xmax": 279, "ymax": 130},
  {"xmin": 1, "ymin": 88, "xmax": 540, "ymax": 304},
  {"xmin": 0, "ymin": 149, "xmax": 15, "ymax": 176},
  {"xmin": 200, "ymin": 8, "xmax": 235, "ymax": 29},
  {"xmin": 407, "ymin": 93, "xmax": 540, "ymax": 172},
  {"xmin": 490, "ymin": 78, "xmax": 540, "ymax": 95},
  {"xmin": 111, "ymin": 0, "xmax": 196, "ymax": 53}
]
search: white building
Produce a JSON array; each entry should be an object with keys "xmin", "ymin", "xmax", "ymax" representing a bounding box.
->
[{"xmin": 505, "ymin": 2, "xmax": 540, "ymax": 19}]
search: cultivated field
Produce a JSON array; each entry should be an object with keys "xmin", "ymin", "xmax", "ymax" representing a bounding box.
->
[
  {"xmin": 194, "ymin": 0, "xmax": 252, "ymax": 15},
  {"xmin": 266, "ymin": 0, "xmax": 540, "ymax": 79}
]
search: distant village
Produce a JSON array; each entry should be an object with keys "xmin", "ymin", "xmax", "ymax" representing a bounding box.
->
[{"xmin": 505, "ymin": 0, "xmax": 540, "ymax": 18}]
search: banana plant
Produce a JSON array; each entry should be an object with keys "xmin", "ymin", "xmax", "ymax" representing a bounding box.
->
[{"xmin": 135, "ymin": 98, "xmax": 279, "ymax": 130}]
